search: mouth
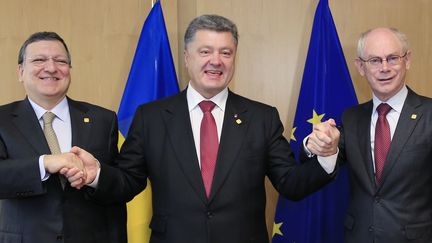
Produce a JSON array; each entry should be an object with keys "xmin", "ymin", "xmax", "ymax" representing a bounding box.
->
[
  {"xmin": 377, "ymin": 76, "xmax": 394, "ymax": 82},
  {"xmin": 40, "ymin": 76, "xmax": 60, "ymax": 81},
  {"xmin": 205, "ymin": 70, "xmax": 223, "ymax": 77}
]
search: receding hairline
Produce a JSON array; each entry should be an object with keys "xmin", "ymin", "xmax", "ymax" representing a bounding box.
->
[{"xmin": 357, "ymin": 27, "xmax": 410, "ymax": 58}]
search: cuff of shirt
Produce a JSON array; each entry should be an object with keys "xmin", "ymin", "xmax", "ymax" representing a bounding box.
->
[
  {"xmin": 302, "ymin": 136, "xmax": 338, "ymax": 174},
  {"xmin": 39, "ymin": 155, "xmax": 50, "ymax": 181},
  {"xmin": 317, "ymin": 152, "xmax": 338, "ymax": 174},
  {"xmin": 87, "ymin": 162, "xmax": 101, "ymax": 188}
]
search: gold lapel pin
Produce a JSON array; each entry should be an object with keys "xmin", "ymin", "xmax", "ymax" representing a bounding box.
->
[
  {"xmin": 411, "ymin": 114, "xmax": 417, "ymax": 120},
  {"xmin": 83, "ymin": 117, "xmax": 90, "ymax": 123},
  {"xmin": 233, "ymin": 114, "xmax": 242, "ymax": 124}
]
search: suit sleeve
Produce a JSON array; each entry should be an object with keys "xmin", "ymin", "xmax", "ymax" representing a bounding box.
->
[
  {"xmin": 91, "ymin": 106, "xmax": 148, "ymax": 203},
  {"xmin": 0, "ymin": 132, "xmax": 46, "ymax": 199},
  {"xmin": 266, "ymin": 107, "xmax": 335, "ymax": 201}
]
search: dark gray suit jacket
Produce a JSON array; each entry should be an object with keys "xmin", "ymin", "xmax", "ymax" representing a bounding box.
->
[
  {"xmin": 93, "ymin": 90, "xmax": 335, "ymax": 243},
  {"xmin": 340, "ymin": 88, "xmax": 432, "ymax": 242},
  {"xmin": 0, "ymin": 97, "xmax": 126, "ymax": 243}
]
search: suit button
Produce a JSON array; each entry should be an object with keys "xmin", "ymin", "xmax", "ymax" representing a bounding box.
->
[
  {"xmin": 368, "ymin": 226, "xmax": 374, "ymax": 232},
  {"xmin": 206, "ymin": 211, "xmax": 213, "ymax": 219},
  {"xmin": 56, "ymin": 235, "xmax": 63, "ymax": 241},
  {"xmin": 374, "ymin": 196, "xmax": 381, "ymax": 203}
]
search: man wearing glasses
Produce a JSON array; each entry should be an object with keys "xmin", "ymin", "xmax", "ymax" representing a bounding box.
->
[
  {"xmin": 338, "ymin": 27, "xmax": 432, "ymax": 242},
  {"xmin": 0, "ymin": 32, "xmax": 126, "ymax": 243}
]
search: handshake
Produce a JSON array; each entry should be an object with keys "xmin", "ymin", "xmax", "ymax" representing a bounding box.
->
[
  {"xmin": 306, "ymin": 118, "xmax": 340, "ymax": 157},
  {"xmin": 43, "ymin": 147, "xmax": 98, "ymax": 189}
]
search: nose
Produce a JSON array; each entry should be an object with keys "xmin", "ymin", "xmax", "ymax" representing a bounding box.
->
[
  {"xmin": 43, "ymin": 59, "xmax": 57, "ymax": 72},
  {"xmin": 380, "ymin": 59, "xmax": 390, "ymax": 72},
  {"xmin": 209, "ymin": 53, "xmax": 222, "ymax": 66}
]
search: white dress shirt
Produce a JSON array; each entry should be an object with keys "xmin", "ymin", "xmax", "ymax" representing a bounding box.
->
[{"xmin": 28, "ymin": 97, "xmax": 72, "ymax": 180}]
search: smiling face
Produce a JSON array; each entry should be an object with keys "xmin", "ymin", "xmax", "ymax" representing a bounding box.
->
[
  {"xmin": 355, "ymin": 28, "xmax": 411, "ymax": 101},
  {"xmin": 184, "ymin": 30, "xmax": 236, "ymax": 99},
  {"xmin": 18, "ymin": 40, "xmax": 71, "ymax": 109}
]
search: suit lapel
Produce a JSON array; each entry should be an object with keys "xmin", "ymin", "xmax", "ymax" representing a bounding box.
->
[
  {"xmin": 379, "ymin": 89, "xmax": 421, "ymax": 188},
  {"xmin": 357, "ymin": 101, "xmax": 377, "ymax": 187},
  {"xmin": 68, "ymin": 98, "xmax": 92, "ymax": 148},
  {"xmin": 162, "ymin": 91, "xmax": 208, "ymax": 203},
  {"xmin": 12, "ymin": 99, "xmax": 50, "ymax": 155},
  {"xmin": 209, "ymin": 92, "xmax": 249, "ymax": 202}
]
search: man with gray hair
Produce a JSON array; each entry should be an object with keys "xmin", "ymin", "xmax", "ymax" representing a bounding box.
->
[
  {"xmin": 70, "ymin": 15, "xmax": 340, "ymax": 243},
  {"xmin": 326, "ymin": 27, "xmax": 432, "ymax": 242}
]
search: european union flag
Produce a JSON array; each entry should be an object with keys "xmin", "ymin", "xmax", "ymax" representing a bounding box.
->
[
  {"xmin": 117, "ymin": 1, "xmax": 179, "ymax": 243},
  {"xmin": 272, "ymin": 0, "xmax": 357, "ymax": 242}
]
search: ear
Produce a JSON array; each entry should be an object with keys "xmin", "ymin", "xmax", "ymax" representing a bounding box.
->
[
  {"xmin": 404, "ymin": 51, "xmax": 412, "ymax": 70},
  {"xmin": 17, "ymin": 64, "xmax": 24, "ymax": 83},
  {"xmin": 184, "ymin": 49, "xmax": 189, "ymax": 68},
  {"xmin": 354, "ymin": 58, "xmax": 366, "ymax": 76}
]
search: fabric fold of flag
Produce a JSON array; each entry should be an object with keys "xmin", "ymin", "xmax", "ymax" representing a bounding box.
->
[
  {"xmin": 272, "ymin": 0, "xmax": 358, "ymax": 242},
  {"xmin": 117, "ymin": 1, "xmax": 179, "ymax": 243}
]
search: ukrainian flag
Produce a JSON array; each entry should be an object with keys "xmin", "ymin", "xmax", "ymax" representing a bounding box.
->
[{"xmin": 117, "ymin": 1, "xmax": 179, "ymax": 242}]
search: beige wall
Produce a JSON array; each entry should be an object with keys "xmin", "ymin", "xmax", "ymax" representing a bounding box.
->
[{"xmin": 1, "ymin": 0, "xmax": 431, "ymax": 239}]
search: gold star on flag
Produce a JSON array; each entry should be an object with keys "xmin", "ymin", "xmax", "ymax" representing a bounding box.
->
[
  {"xmin": 272, "ymin": 222, "xmax": 283, "ymax": 237},
  {"xmin": 307, "ymin": 109, "xmax": 325, "ymax": 125},
  {"xmin": 290, "ymin": 127, "xmax": 297, "ymax": 142}
]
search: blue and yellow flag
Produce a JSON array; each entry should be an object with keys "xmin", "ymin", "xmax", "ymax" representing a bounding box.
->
[
  {"xmin": 272, "ymin": 0, "xmax": 357, "ymax": 242},
  {"xmin": 117, "ymin": 1, "xmax": 179, "ymax": 243}
]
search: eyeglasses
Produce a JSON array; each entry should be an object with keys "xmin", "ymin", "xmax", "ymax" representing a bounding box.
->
[
  {"xmin": 359, "ymin": 52, "xmax": 408, "ymax": 67},
  {"xmin": 26, "ymin": 56, "xmax": 71, "ymax": 67}
]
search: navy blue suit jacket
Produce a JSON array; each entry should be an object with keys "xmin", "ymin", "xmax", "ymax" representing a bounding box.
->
[{"xmin": 0, "ymin": 97, "xmax": 126, "ymax": 243}]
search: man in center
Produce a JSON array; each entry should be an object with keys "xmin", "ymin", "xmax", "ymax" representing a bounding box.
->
[{"xmin": 72, "ymin": 14, "xmax": 340, "ymax": 243}]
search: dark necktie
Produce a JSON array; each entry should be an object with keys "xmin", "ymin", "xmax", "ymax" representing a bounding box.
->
[
  {"xmin": 199, "ymin": 101, "xmax": 218, "ymax": 198},
  {"xmin": 374, "ymin": 103, "xmax": 392, "ymax": 185}
]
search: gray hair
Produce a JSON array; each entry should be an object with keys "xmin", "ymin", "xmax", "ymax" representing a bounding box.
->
[
  {"xmin": 18, "ymin": 31, "xmax": 71, "ymax": 66},
  {"xmin": 357, "ymin": 27, "xmax": 410, "ymax": 58},
  {"xmin": 184, "ymin": 14, "xmax": 238, "ymax": 49}
]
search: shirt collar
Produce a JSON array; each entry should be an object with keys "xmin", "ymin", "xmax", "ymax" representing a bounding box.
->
[
  {"xmin": 186, "ymin": 82, "xmax": 228, "ymax": 112},
  {"xmin": 28, "ymin": 97, "xmax": 69, "ymax": 121},
  {"xmin": 372, "ymin": 85, "xmax": 407, "ymax": 114}
]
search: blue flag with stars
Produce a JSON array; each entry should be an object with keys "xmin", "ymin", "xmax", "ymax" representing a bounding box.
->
[{"xmin": 272, "ymin": 0, "xmax": 357, "ymax": 242}]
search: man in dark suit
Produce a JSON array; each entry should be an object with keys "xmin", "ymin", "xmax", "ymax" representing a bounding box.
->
[
  {"xmin": 335, "ymin": 27, "xmax": 432, "ymax": 242},
  {"xmin": 71, "ymin": 15, "xmax": 340, "ymax": 243},
  {"xmin": 0, "ymin": 32, "xmax": 126, "ymax": 243}
]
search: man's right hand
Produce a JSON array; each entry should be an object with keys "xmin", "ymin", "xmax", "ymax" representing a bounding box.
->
[
  {"xmin": 44, "ymin": 153, "xmax": 85, "ymax": 174},
  {"xmin": 64, "ymin": 146, "xmax": 100, "ymax": 189}
]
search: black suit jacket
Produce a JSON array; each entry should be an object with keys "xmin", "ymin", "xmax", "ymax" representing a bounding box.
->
[
  {"xmin": 94, "ymin": 90, "xmax": 334, "ymax": 243},
  {"xmin": 0, "ymin": 97, "xmax": 126, "ymax": 243},
  {"xmin": 340, "ymin": 88, "xmax": 432, "ymax": 243}
]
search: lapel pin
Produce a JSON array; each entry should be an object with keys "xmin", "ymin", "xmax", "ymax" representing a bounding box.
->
[
  {"xmin": 411, "ymin": 114, "xmax": 417, "ymax": 120},
  {"xmin": 83, "ymin": 117, "xmax": 90, "ymax": 123},
  {"xmin": 234, "ymin": 114, "xmax": 242, "ymax": 124}
]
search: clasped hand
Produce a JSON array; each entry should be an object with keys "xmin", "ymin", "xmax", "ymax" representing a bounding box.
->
[
  {"xmin": 306, "ymin": 118, "xmax": 340, "ymax": 157},
  {"xmin": 43, "ymin": 146, "xmax": 99, "ymax": 189}
]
